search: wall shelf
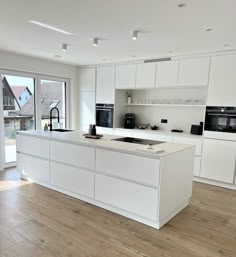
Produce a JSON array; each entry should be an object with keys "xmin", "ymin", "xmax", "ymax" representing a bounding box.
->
[{"xmin": 124, "ymin": 103, "xmax": 206, "ymax": 107}]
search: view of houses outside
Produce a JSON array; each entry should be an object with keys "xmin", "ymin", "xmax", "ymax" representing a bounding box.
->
[{"xmin": 2, "ymin": 76, "xmax": 66, "ymax": 163}]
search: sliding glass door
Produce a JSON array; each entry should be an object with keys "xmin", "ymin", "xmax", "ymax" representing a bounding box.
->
[
  {"xmin": 1, "ymin": 73, "xmax": 35, "ymax": 167},
  {"xmin": 0, "ymin": 72, "xmax": 70, "ymax": 170}
]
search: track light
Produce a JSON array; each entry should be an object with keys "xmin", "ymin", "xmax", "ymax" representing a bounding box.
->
[
  {"xmin": 132, "ymin": 31, "xmax": 138, "ymax": 40},
  {"xmin": 62, "ymin": 43, "xmax": 68, "ymax": 51},
  {"xmin": 93, "ymin": 38, "xmax": 98, "ymax": 47}
]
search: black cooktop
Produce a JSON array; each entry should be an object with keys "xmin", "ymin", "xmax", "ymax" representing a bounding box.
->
[{"xmin": 112, "ymin": 137, "xmax": 164, "ymax": 145}]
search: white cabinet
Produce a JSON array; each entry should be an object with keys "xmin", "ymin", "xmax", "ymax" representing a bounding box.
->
[
  {"xmin": 96, "ymin": 149, "xmax": 160, "ymax": 187},
  {"xmin": 113, "ymin": 129, "xmax": 133, "ymax": 137},
  {"xmin": 50, "ymin": 141, "xmax": 95, "ymax": 170},
  {"xmin": 17, "ymin": 153, "xmax": 50, "ymax": 183},
  {"xmin": 96, "ymin": 127, "xmax": 114, "ymax": 135},
  {"xmin": 136, "ymin": 62, "xmax": 156, "ymax": 88},
  {"xmin": 207, "ymin": 55, "xmax": 236, "ymax": 106},
  {"xmin": 95, "ymin": 174, "xmax": 158, "ymax": 220},
  {"xmin": 96, "ymin": 66, "xmax": 115, "ymax": 104},
  {"xmin": 178, "ymin": 57, "xmax": 210, "ymax": 86},
  {"xmin": 194, "ymin": 157, "xmax": 201, "ymax": 177},
  {"xmin": 156, "ymin": 60, "xmax": 179, "ymax": 87},
  {"xmin": 79, "ymin": 67, "xmax": 96, "ymax": 91},
  {"xmin": 115, "ymin": 64, "xmax": 136, "ymax": 89},
  {"xmin": 173, "ymin": 136, "xmax": 202, "ymax": 156},
  {"xmin": 79, "ymin": 91, "xmax": 95, "ymax": 127},
  {"xmin": 201, "ymin": 139, "xmax": 236, "ymax": 183},
  {"xmin": 16, "ymin": 135, "xmax": 49, "ymax": 159},
  {"xmin": 133, "ymin": 132, "xmax": 173, "ymax": 143},
  {"xmin": 51, "ymin": 162, "xmax": 94, "ymax": 198}
]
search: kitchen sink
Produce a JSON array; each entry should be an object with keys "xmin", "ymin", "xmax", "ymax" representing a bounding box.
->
[{"xmin": 52, "ymin": 129, "xmax": 74, "ymax": 132}]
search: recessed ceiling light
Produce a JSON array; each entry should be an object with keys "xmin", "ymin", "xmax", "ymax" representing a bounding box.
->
[
  {"xmin": 103, "ymin": 58, "xmax": 107, "ymax": 61},
  {"xmin": 131, "ymin": 55, "xmax": 136, "ymax": 58},
  {"xmin": 178, "ymin": 3, "xmax": 187, "ymax": 8},
  {"xmin": 132, "ymin": 31, "xmax": 138, "ymax": 40},
  {"xmin": 93, "ymin": 38, "xmax": 99, "ymax": 47},
  {"xmin": 224, "ymin": 44, "xmax": 230, "ymax": 47},
  {"xmin": 54, "ymin": 55, "xmax": 61, "ymax": 58},
  {"xmin": 168, "ymin": 51, "xmax": 173, "ymax": 53},
  {"xmin": 29, "ymin": 20, "xmax": 73, "ymax": 35},
  {"xmin": 62, "ymin": 44, "xmax": 68, "ymax": 51},
  {"xmin": 206, "ymin": 28, "xmax": 213, "ymax": 32}
]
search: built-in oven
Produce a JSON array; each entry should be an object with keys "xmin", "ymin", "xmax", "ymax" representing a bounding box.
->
[
  {"xmin": 96, "ymin": 103, "xmax": 114, "ymax": 128},
  {"xmin": 204, "ymin": 106, "xmax": 236, "ymax": 140}
]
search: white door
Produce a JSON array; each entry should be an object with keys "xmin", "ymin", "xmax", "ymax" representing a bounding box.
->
[
  {"xmin": 136, "ymin": 62, "xmax": 156, "ymax": 88},
  {"xmin": 207, "ymin": 55, "xmax": 236, "ymax": 106},
  {"xmin": 156, "ymin": 60, "xmax": 179, "ymax": 87},
  {"xmin": 178, "ymin": 57, "xmax": 210, "ymax": 87},
  {"xmin": 115, "ymin": 64, "xmax": 136, "ymax": 89},
  {"xmin": 96, "ymin": 66, "xmax": 115, "ymax": 103},
  {"xmin": 201, "ymin": 139, "xmax": 236, "ymax": 183}
]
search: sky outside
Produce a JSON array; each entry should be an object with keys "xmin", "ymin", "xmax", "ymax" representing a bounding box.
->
[{"xmin": 4, "ymin": 75, "xmax": 34, "ymax": 94}]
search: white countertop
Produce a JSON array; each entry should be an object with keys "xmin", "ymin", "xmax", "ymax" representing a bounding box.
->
[
  {"xmin": 114, "ymin": 127, "xmax": 203, "ymax": 139},
  {"xmin": 17, "ymin": 130, "xmax": 194, "ymax": 159}
]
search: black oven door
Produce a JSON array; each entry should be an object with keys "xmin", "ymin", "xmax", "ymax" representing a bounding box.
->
[
  {"xmin": 205, "ymin": 107, "xmax": 236, "ymax": 133},
  {"xmin": 96, "ymin": 104, "xmax": 114, "ymax": 128}
]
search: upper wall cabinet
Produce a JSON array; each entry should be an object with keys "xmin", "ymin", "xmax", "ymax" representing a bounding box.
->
[
  {"xmin": 156, "ymin": 60, "xmax": 179, "ymax": 87},
  {"xmin": 115, "ymin": 64, "xmax": 136, "ymax": 89},
  {"xmin": 178, "ymin": 57, "xmax": 210, "ymax": 87},
  {"xmin": 96, "ymin": 66, "xmax": 115, "ymax": 104},
  {"xmin": 136, "ymin": 62, "xmax": 156, "ymax": 88},
  {"xmin": 207, "ymin": 55, "xmax": 236, "ymax": 106},
  {"xmin": 79, "ymin": 67, "xmax": 96, "ymax": 91}
]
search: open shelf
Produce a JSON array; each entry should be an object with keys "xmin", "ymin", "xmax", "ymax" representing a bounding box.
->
[{"xmin": 124, "ymin": 103, "xmax": 206, "ymax": 107}]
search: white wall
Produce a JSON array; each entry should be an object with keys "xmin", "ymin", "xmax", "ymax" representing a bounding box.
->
[{"xmin": 0, "ymin": 50, "xmax": 79, "ymax": 129}]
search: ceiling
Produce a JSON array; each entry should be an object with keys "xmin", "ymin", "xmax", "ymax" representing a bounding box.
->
[{"xmin": 0, "ymin": 0, "xmax": 235, "ymax": 66}]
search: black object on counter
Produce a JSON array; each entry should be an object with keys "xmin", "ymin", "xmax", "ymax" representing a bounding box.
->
[
  {"xmin": 89, "ymin": 124, "xmax": 97, "ymax": 135},
  {"xmin": 191, "ymin": 122, "xmax": 203, "ymax": 135},
  {"xmin": 150, "ymin": 125, "xmax": 159, "ymax": 130},
  {"xmin": 171, "ymin": 129, "xmax": 183, "ymax": 133}
]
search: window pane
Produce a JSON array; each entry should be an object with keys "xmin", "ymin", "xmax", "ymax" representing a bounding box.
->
[
  {"xmin": 40, "ymin": 79, "xmax": 66, "ymax": 129},
  {"xmin": 2, "ymin": 75, "xmax": 35, "ymax": 163}
]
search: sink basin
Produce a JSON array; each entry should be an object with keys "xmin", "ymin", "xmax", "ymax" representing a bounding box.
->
[{"xmin": 52, "ymin": 129, "xmax": 74, "ymax": 132}]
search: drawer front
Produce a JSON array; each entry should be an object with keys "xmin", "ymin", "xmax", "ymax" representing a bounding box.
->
[
  {"xmin": 194, "ymin": 157, "xmax": 201, "ymax": 177},
  {"xmin": 17, "ymin": 153, "xmax": 50, "ymax": 183},
  {"xmin": 95, "ymin": 174, "xmax": 158, "ymax": 220},
  {"xmin": 96, "ymin": 149, "xmax": 160, "ymax": 187},
  {"xmin": 50, "ymin": 141, "xmax": 95, "ymax": 170},
  {"xmin": 51, "ymin": 162, "xmax": 94, "ymax": 198},
  {"xmin": 173, "ymin": 137, "xmax": 202, "ymax": 156},
  {"xmin": 16, "ymin": 135, "xmax": 49, "ymax": 159}
]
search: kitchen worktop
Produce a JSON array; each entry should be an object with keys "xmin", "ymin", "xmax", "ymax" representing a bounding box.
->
[{"xmin": 17, "ymin": 130, "xmax": 194, "ymax": 159}]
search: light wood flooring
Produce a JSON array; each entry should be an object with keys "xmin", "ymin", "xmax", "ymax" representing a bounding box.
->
[{"xmin": 0, "ymin": 168, "xmax": 235, "ymax": 257}]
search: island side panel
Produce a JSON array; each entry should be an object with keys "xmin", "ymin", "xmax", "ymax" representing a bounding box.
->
[{"xmin": 158, "ymin": 147, "xmax": 195, "ymax": 227}]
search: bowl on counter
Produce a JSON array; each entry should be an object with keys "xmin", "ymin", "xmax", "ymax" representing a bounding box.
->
[
  {"xmin": 136, "ymin": 123, "xmax": 150, "ymax": 129},
  {"xmin": 150, "ymin": 125, "xmax": 159, "ymax": 130}
]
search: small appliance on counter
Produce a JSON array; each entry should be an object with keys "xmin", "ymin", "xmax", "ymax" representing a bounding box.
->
[
  {"xmin": 124, "ymin": 113, "xmax": 135, "ymax": 129},
  {"xmin": 190, "ymin": 122, "xmax": 204, "ymax": 135}
]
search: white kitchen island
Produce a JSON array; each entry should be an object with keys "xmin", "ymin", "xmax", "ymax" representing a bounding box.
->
[{"xmin": 16, "ymin": 130, "xmax": 195, "ymax": 229}]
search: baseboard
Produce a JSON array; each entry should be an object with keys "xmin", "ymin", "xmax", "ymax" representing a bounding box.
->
[{"xmin": 194, "ymin": 177, "xmax": 236, "ymax": 190}]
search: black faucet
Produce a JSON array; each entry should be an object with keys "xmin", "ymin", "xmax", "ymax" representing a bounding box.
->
[{"xmin": 49, "ymin": 107, "xmax": 60, "ymax": 131}]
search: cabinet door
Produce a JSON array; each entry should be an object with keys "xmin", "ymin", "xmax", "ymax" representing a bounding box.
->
[
  {"xmin": 207, "ymin": 55, "xmax": 236, "ymax": 106},
  {"xmin": 51, "ymin": 162, "xmax": 94, "ymax": 198},
  {"xmin": 115, "ymin": 64, "xmax": 136, "ymax": 89},
  {"xmin": 95, "ymin": 174, "xmax": 158, "ymax": 220},
  {"xmin": 79, "ymin": 68, "xmax": 96, "ymax": 91},
  {"xmin": 79, "ymin": 92, "xmax": 95, "ymax": 126},
  {"xmin": 201, "ymin": 139, "xmax": 236, "ymax": 183},
  {"xmin": 173, "ymin": 136, "xmax": 203, "ymax": 156},
  {"xmin": 178, "ymin": 57, "xmax": 210, "ymax": 86},
  {"xmin": 96, "ymin": 66, "xmax": 115, "ymax": 104},
  {"xmin": 136, "ymin": 62, "xmax": 156, "ymax": 88},
  {"xmin": 17, "ymin": 153, "xmax": 50, "ymax": 183},
  {"xmin": 194, "ymin": 157, "xmax": 201, "ymax": 177},
  {"xmin": 156, "ymin": 60, "xmax": 179, "ymax": 87}
]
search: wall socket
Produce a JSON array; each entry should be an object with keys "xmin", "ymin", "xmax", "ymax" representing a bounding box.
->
[{"xmin": 161, "ymin": 119, "xmax": 168, "ymax": 123}]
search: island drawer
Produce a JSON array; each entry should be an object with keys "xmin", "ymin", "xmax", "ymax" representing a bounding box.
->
[
  {"xmin": 16, "ymin": 135, "xmax": 49, "ymax": 159},
  {"xmin": 95, "ymin": 149, "xmax": 160, "ymax": 187},
  {"xmin": 50, "ymin": 141, "xmax": 95, "ymax": 170},
  {"xmin": 95, "ymin": 174, "xmax": 158, "ymax": 220},
  {"xmin": 51, "ymin": 162, "xmax": 94, "ymax": 198},
  {"xmin": 17, "ymin": 153, "xmax": 50, "ymax": 183}
]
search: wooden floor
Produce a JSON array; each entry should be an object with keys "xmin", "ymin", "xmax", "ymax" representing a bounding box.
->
[{"xmin": 0, "ymin": 169, "xmax": 235, "ymax": 257}]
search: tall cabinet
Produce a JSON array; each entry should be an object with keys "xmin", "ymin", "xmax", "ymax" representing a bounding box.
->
[{"xmin": 79, "ymin": 67, "xmax": 96, "ymax": 131}]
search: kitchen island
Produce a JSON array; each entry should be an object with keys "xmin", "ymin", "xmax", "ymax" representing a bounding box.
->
[{"xmin": 16, "ymin": 130, "xmax": 195, "ymax": 229}]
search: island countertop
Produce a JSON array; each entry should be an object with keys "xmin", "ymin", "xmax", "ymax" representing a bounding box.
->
[{"xmin": 17, "ymin": 130, "xmax": 194, "ymax": 159}]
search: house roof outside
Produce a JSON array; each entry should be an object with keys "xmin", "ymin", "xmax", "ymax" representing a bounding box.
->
[{"xmin": 11, "ymin": 86, "xmax": 28, "ymax": 99}]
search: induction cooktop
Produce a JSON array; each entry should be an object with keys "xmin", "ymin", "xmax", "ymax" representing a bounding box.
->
[{"xmin": 112, "ymin": 137, "xmax": 164, "ymax": 145}]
